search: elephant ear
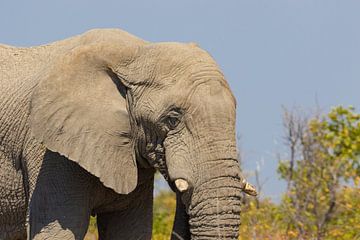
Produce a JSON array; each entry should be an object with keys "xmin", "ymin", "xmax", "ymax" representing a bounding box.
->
[{"xmin": 30, "ymin": 46, "xmax": 137, "ymax": 194}]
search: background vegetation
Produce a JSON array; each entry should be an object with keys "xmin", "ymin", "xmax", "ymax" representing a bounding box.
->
[{"xmin": 85, "ymin": 106, "xmax": 359, "ymax": 240}]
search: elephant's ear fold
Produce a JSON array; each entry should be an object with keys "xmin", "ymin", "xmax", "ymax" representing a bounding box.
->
[{"xmin": 30, "ymin": 48, "xmax": 137, "ymax": 194}]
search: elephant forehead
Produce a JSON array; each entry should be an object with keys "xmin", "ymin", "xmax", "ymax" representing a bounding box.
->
[
  {"xmin": 147, "ymin": 72, "xmax": 236, "ymax": 114},
  {"xmin": 187, "ymin": 81, "xmax": 237, "ymax": 116},
  {"xmin": 134, "ymin": 42, "xmax": 236, "ymax": 108},
  {"xmin": 152, "ymin": 45, "xmax": 234, "ymax": 99}
]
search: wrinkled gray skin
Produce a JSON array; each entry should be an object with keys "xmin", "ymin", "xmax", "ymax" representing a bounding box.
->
[{"xmin": 0, "ymin": 29, "xmax": 242, "ymax": 240}]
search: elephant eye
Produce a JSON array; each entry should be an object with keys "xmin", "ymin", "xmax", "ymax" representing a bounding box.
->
[
  {"xmin": 167, "ymin": 116, "xmax": 180, "ymax": 129},
  {"xmin": 164, "ymin": 110, "xmax": 182, "ymax": 130}
]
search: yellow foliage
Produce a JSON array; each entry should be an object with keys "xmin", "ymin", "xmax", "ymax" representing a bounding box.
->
[{"xmin": 152, "ymin": 191, "xmax": 176, "ymax": 239}]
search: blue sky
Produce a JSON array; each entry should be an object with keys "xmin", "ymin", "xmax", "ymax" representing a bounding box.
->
[{"xmin": 1, "ymin": 1, "xmax": 359, "ymax": 200}]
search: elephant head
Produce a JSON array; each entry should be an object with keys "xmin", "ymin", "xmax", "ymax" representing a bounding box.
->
[{"xmin": 30, "ymin": 29, "xmax": 247, "ymax": 239}]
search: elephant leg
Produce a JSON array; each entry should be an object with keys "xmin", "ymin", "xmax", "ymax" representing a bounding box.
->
[
  {"xmin": 97, "ymin": 203, "xmax": 152, "ymax": 240},
  {"xmin": 0, "ymin": 151, "xmax": 27, "ymax": 240},
  {"xmin": 96, "ymin": 172, "xmax": 154, "ymax": 240},
  {"xmin": 28, "ymin": 150, "xmax": 94, "ymax": 240}
]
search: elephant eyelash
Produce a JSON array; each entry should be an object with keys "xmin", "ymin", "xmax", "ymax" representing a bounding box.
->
[
  {"xmin": 160, "ymin": 108, "xmax": 183, "ymax": 130},
  {"xmin": 165, "ymin": 115, "xmax": 180, "ymax": 129}
]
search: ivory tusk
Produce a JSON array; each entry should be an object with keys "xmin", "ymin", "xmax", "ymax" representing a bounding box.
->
[
  {"xmin": 241, "ymin": 179, "xmax": 258, "ymax": 196},
  {"xmin": 175, "ymin": 179, "xmax": 189, "ymax": 192}
]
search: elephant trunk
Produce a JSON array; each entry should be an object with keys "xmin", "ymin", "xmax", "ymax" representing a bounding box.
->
[
  {"xmin": 169, "ymin": 131, "xmax": 242, "ymax": 239},
  {"xmin": 164, "ymin": 83, "xmax": 242, "ymax": 239},
  {"xmin": 188, "ymin": 173, "xmax": 242, "ymax": 240}
]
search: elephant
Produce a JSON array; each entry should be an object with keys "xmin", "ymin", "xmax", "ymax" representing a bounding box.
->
[{"xmin": 0, "ymin": 28, "xmax": 256, "ymax": 240}]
